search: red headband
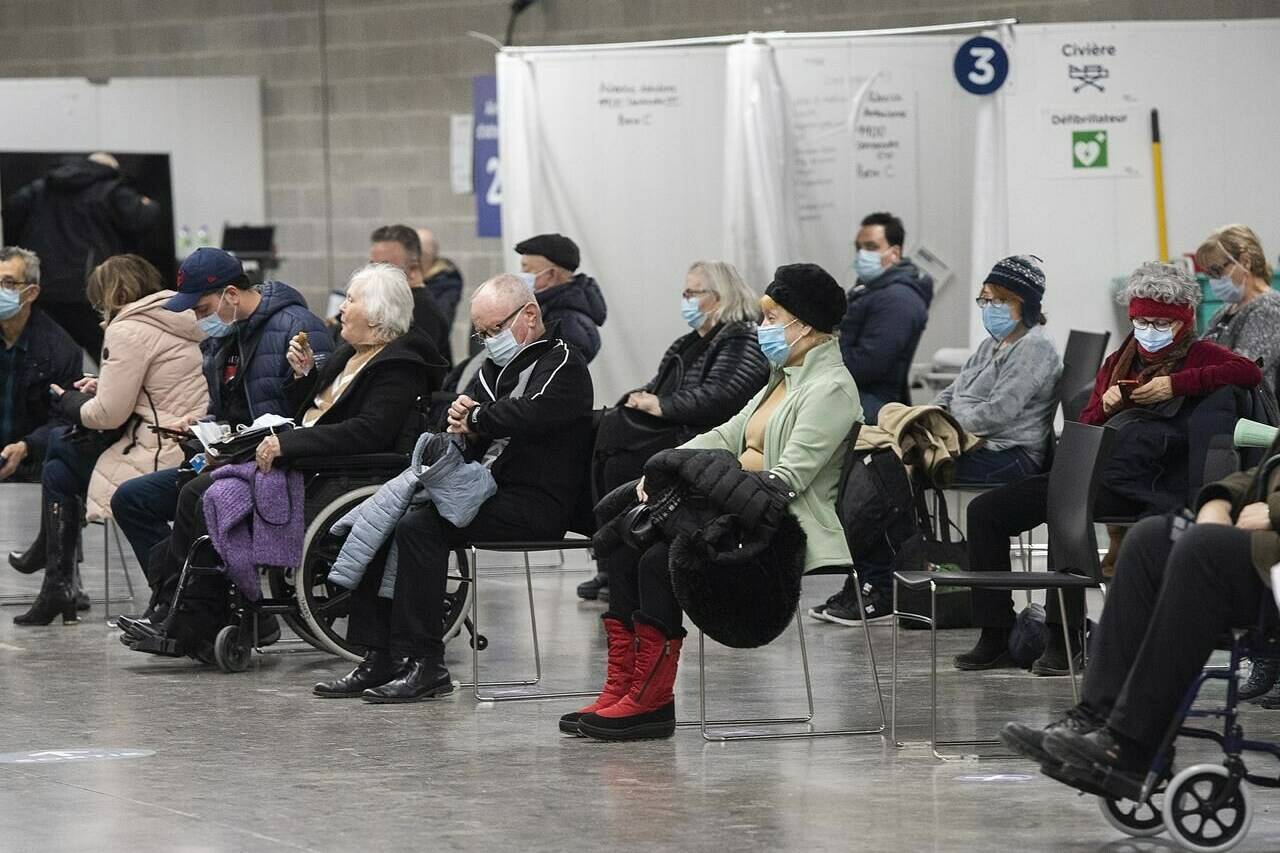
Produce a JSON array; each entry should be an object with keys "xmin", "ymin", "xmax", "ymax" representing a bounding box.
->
[{"xmin": 1128, "ymin": 296, "xmax": 1194, "ymax": 326}]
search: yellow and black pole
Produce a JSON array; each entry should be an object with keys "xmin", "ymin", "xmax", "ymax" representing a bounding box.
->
[{"xmin": 1151, "ymin": 108, "xmax": 1169, "ymax": 262}]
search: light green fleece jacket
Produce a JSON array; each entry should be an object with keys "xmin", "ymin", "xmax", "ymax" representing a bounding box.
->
[{"xmin": 680, "ymin": 337, "xmax": 860, "ymax": 572}]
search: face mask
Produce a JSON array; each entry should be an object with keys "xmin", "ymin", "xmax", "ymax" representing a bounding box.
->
[
  {"xmin": 0, "ymin": 286, "xmax": 30, "ymax": 321},
  {"xmin": 854, "ymin": 249, "xmax": 887, "ymax": 283},
  {"xmin": 1134, "ymin": 325, "xmax": 1175, "ymax": 353},
  {"xmin": 982, "ymin": 303, "xmax": 1019, "ymax": 340},
  {"xmin": 680, "ymin": 297, "xmax": 706, "ymax": 330},
  {"xmin": 1209, "ymin": 275, "xmax": 1244, "ymax": 305},
  {"xmin": 757, "ymin": 319, "xmax": 798, "ymax": 366},
  {"xmin": 198, "ymin": 291, "xmax": 236, "ymax": 338},
  {"xmin": 483, "ymin": 327, "xmax": 520, "ymax": 367}
]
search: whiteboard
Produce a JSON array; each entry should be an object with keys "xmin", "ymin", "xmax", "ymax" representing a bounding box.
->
[{"xmin": 0, "ymin": 77, "xmax": 265, "ymax": 248}]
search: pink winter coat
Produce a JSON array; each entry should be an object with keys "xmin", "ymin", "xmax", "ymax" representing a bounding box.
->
[{"xmin": 78, "ymin": 290, "xmax": 208, "ymax": 520}]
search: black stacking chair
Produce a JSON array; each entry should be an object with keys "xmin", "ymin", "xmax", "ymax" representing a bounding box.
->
[
  {"xmin": 1058, "ymin": 330, "xmax": 1111, "ymax": 424},
  {"xmin": 891, "ymin": 421, "xmax": 1114, "ymax": 760}
]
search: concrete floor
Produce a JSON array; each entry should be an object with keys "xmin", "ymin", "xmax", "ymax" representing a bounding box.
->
[{"xmin": 2, "ymin": 485, "xmax": 1280, "ymax": 852}]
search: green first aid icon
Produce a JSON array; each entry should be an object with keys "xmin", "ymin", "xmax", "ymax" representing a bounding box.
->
[{"xmin": 1072, "ymin": 130, "xmax": 1108, "ymax": 169}]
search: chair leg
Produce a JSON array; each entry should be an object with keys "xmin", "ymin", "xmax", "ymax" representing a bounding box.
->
[{"xmin": 1059, "ymin": 588, "xmax": 1081, "ymax": 705}]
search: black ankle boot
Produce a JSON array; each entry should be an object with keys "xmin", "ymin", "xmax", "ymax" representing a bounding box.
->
[
  {"xmin": 314, "ymin": 649, "xmax": 407, "ymax": 698},
  {"xmin": 1033, "ymin": 625, "xmax": 1083, "ymax": 676},
  {"xmin": 14, "ymin": 499, "xmax": 81, "ymax": 627},
  {"xmin": 8, "ymin": 518, "xmax": 46, "ymax": 574},
  {"xmin": 362, "ymin": 657, "xmax": 453, "ymax": 703},
  {"xmin": 577, "ymin": 572, "xmax": 609, "ymax": 601},
  {"xmin": 954, "ymin": 626, "xmax": 1014, "ymax": 670}
]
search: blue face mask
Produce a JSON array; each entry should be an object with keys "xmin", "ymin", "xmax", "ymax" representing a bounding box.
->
[
  {"xmin": 1134, "ymin": 325, "xmax": 1175, "ymax": 353},
  {"xmin": 0, "ymin": 286, "xmax": 30, "ymax": 321},
  {"xmin": 680, "ymin": 297, "xmax": 706, "ymax": 330},
  {"xmin": 198, "ymin": 291, "xmax": 235, "ymax": 338},
  {"xmin": 482, "ymin": 302, "xmax": 532, "ymax": 367},
  {"xmin": 982, "ymin": 303, "xmax": 1019, "ymax": 340},
  {"xmin": 853, "ymin": 249, "xmax": 887, "ymax": 283},
  {"xmin": 1209, "ymin": 275, "xmax": 1244, "ymax": 305},
  {"xmin": 757, "ymin": 319, "xmax": 798, "ymax": 366}
]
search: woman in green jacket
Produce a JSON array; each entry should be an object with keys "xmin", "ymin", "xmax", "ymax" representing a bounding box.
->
[{"xmin": 564, "ymin": 264, "xmax": 859, "ymax": 743}]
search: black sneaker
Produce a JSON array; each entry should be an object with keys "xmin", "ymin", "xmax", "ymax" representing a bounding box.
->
[
  {"xmin": 824, "ymin": 580, "xmax": 893, "ymax": 626},
  {"xmin": 807, "ymin": 574, "xmax": 854, "ymax": 622}
]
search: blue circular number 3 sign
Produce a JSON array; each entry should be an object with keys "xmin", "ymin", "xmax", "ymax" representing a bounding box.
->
[{"xmin": 954, "ymin": 36, "xmax": 1009, "ymax": 95}]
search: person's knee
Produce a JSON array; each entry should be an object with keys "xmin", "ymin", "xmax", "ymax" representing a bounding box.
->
[
  {"xmin": 966, "ymin": 489, "xmax": 1002, "ymax": 532},
  {"xmin": 111, "ymin": 479, "xmax": 140, "ymax": 517}
]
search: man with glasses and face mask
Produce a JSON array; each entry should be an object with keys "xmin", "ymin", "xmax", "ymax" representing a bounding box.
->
[
  {"xmin": 314, "ymin": 272, "xmax": 594, "ymax": 704},
  {"xmin": 0, "ymin": 247, "xmax": 83, "ymax": 485}
]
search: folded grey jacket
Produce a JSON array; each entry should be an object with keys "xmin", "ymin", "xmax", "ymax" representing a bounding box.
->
[{"xmin": 328, "ymin": 432, "xmax": 498, "ymax": 598}]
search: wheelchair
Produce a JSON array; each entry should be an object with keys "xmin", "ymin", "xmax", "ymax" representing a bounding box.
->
[{"xmin": 125, "ymin": 452, "xmax": 485, "ymax": 672}]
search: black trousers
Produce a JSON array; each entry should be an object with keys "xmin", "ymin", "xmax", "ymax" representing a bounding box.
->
[
  {"xmin": 156, "ymin": 470, "xmax": 215, "ymax": 594},
  {"xmin": 41, "ymin": 300, "xmax": 103, "ymax": 365},
  {"xmin": 1084, "ymin": 515, "xmax": 1263, "ymax": 749},
  {"xmin": 346, "ymin": 493, "xmax": 566, "ymax": 660},
  {"xmin": 966, "ymin": 474, "xmax": 1141, "ymax": 629},
  {"xmin": 602, "ymin": 540, "xmax": 681, "ymax": 629}
]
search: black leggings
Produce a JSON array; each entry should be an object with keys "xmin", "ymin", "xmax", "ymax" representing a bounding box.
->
[{"xmin": 601, "ymin": 540, "xmax": 681, "ymax": 629}]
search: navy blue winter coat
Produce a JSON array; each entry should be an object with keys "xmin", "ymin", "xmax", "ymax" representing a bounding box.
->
[
  {"xmin": 838, "ymin": 258, "xmax": 933, "ymax": 406},
  {"xmin": 201, "ymin": 281, "xmax": 334, "ymax": 423},
  {"xmin": 537, "ymin": 273, "xmax": 607, "ymax": 363}
]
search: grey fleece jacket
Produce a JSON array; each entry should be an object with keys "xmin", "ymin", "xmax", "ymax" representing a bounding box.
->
[
  {"xmin": 1202, "ymin": 289, "xmax": 1280, "ymax": 392},
  {"xmin": 933, "ymin": 326, "xmax": 1062, "ymax": 466}
]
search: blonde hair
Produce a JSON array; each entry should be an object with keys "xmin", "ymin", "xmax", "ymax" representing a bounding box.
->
[
  {"xmin": 688, "ymin": 260, "xmax": 760, "ymax": 325},
  {"xmin": 86, "ymin": 254, "xmax": 163, "ymax": 321},
  {"xmin": 1196, "ymin": 224, "xmax": 1272, "ymax": 284}
]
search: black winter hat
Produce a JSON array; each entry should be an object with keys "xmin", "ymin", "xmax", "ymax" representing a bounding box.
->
[
  {"xmin": 764, "ymin": 263, "xmax": 846, "ymax": 333},
  {"xmin": 985, "ymin": 254, "xmax": 1046, "ymax": 327},
  {"xmin": 515, "ymin": 233, "xmax": 580, "ymax": 272}
]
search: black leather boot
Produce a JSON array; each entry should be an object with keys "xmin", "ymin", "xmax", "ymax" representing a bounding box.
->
[
  {"xmin": 576, "ymin": 571, "xmax": 609, "ymax": 601},
  {"xmin": 314, "ymin": 650, "xmax": 408, "ymax": 698},
  {"xmin": 14, "ymin": 499, "xmax": 81, "ymax": 626},
  {"xmin": 8, "ymin": 516, "xmax": 46, "ymax": 574},
  {"xmin": 362, "ymin": 657, "xmax": 453, "ymax": 703}
]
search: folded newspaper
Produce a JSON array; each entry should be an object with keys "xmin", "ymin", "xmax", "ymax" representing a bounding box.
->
[{"xmin": 191, "ymin": 414, "xmax": 294, "ymax": 457}]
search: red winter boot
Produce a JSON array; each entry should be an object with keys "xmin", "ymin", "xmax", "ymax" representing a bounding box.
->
[
  {"xmin": 559, "ymin": 613, "xmax": 635, "ymax": 735},
  {"xmin": 578, "ymin": 613, "xmax": 684, "ymax": 741}
]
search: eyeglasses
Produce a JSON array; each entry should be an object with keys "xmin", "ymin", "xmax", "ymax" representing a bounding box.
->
[
  {"xmin": 1132, "ymin": 318, "xmax": 1176, "ymax": 332},
  {"xmin": 0, "ymin": 278, "xmax": 33, "ymax": 291},
  {"xmin": 974, "ymin": 297, "xmax": 1010, "ymax": 309},
  {"xmin": 1204, "ymin": 258, "xmax": 1238, "ymax": 279},
  {"xmin": 681, "ymin": 288, "xmax": 712, "ymax": 299},
  {"xmin": 472, "ymin": 303, "xmax": 527, "ymax": 344}
]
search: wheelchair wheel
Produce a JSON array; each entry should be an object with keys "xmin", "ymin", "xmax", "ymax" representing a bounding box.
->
[
  {"xmin": 1099, "ymin": 789, "xmax": 1165, "ymax": 838},
  {"xmin": 1163, "ymin": 764, "xmax": 1252, "ymax": 853},
  {"xmin": 264, "ymin": 566, "xmax": 324, "ymax": 651},
  {"xmin": 213, "ymin": 625, "xmax": 251, "ymax": 673},
  {"xmin": 294, "ymin": 485, "xmax": 475, "ymax": 662}
]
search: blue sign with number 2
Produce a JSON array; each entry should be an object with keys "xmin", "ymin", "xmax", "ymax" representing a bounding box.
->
[{"xmin": 954, "ymin": 36, "xmax": 1009, "ymax": 95}]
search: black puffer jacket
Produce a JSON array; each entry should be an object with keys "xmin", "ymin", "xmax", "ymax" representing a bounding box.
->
[
  {"xmin": 4, "ymin": 160, "xmax": 160, "ymax": 302},
  {"xmin": 537, "ymin": 274, "xmax": 607, "ymax": 363},
  {"xmin": 641, "ymin": 321, "xmax": 769, "ymax": 428}
]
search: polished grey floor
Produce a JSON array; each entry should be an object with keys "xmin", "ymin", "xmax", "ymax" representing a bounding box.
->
[{"xmin": 3, "ymin": 484, "xmax": 1280, "ymax": 852}]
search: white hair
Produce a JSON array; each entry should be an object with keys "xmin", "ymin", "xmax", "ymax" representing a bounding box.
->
[
  {"xmin": 348, "ymin": 262, "xmax": 413, "ymax": 341},
  {"xmin": 474, "ymin": 272, "xmax": 536, "ymax": 311},
  {"xmin": 1117, "ymin": 261, "xmax": 1201, "ymax": 308}
]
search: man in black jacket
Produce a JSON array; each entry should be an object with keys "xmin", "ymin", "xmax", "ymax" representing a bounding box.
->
[
  {"xmin": 315, "ymin": 272, "xmax": 594, "ymax": 703},
  {"xmin": 4, "ymin": 153, "xmax": 161, "ymax": 360},
  {"xmin": 516, "ymin": 233, "xmax": 607, "ymax": 363},
  {"xmin": 416, "ymin": 226, "xmax": 464, "ymax": 329},
  {"xmin": 369, "ymin": 224, "xmax": 453, "ymax": 364}
]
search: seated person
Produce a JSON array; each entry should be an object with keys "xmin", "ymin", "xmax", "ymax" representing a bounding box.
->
[
  {"xmin": 580, "ymin": 260, "xmax": 769, "ymax": 601},
  {"xmin": 0, "ymin": 246, "xmax": 82, "ymax": 489},
  {"xmin": 956, "ymin": 262, "xmax": 1263, "ymax": 676},
  {"xmin": 312, "ymin": 273, "xmax": 593, "ymax": 703},
  {"xmin": 561, "ymin": 264, "xmax": 858, "ymax": 742},
  {"xmin": 934, "ymin": 254, "xmax": 1061, "ymax": 486},
  {"xmin": 1000, "ymin": 435, "xmax": 1280, "ymax": 801},
  {"xmin": 516, "ymin": 233, "xmax": 607, "ymax": 363},
  {"xmin": 1197, "ymin": 224, "xmax": 1280, "ymax": 392},
  {"xmin": 416, "ymin": 226, "xmax": 464, "ymax": 330},
  {"xmin": 117, "ymin": 263, "xmax": 445, "ymax": 647},
  {"xmin": 369, "ymin": 224, "xmax": 452, "ymax": 363},
  {"xmin": 109, "ymin": 248, "xmax": 333, "ymax": 601},
  {"xmin": 14, "ymin": 254, "xmax": 208, "ymax": 625}
]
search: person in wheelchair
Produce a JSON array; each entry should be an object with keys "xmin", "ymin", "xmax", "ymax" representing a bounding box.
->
[
  {"xmin": 117, "ymin": 263, "xmax": 446, "ymax": 656},
  {"xmin": 1000, "ymin": 428, "xmax": 1280, "ymax": 801},
  {"xmin": 312, "ymin": 272, "xmax": 593, "ymax": 703}
]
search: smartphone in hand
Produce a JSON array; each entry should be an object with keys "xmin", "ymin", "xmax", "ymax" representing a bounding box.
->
[{"xmin": 1118, "ymin": 379, "xmax": 1139, "ymax": 402}]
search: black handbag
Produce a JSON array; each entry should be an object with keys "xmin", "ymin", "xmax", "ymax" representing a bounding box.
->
[{"xmin": 205, "ymin": 424, "xmax": 295, "ymax": 467}]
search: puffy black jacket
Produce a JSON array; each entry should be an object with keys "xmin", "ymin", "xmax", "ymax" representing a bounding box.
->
[
  {"xmin": 839, "ymin": 258, "xmax": 933, "ymax": 404},
  {"xmin": 277, "ymin": 325, "xmax": 447, "ymax": 461},
  {"xmin": 537, "ymin": 274, "xmax": 607, "ymax": 363},
  {"xmin": 460, "ymin": 322, "xmax": 595, "ymax": 527},
  {"xmin": 424, "ymin": 259, "xmax": 464, "ymax": 329},
  {"xmin": 202, "ymin": 281, "xmax": 334, "ymax": 424},
  {"xmin": 641, "ymin": 321, "xmax": 769, "ymax": 428},
  {"xmin": 4, "ymin": 160, "xmax": 160, "ymax": 303},
  {"xmin": 4, "ymin": 309, "xmax": 83, "ymax": 456}
]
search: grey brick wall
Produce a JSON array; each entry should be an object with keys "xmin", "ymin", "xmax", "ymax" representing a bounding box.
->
[{"xmin": 0, "ymin": 0, "xmax": 1267, "ymax": 328}]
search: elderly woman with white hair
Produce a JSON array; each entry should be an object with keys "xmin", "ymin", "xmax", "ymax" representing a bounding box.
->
[{"xmin": 119, "ymin": 263, "xmax": 447, "ymax": 657}]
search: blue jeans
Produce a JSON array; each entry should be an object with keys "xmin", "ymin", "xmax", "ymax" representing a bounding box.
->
[
  {"xmin": 111, "ymin": 467, "xmax": 183, "ymax": 573},
  {"xmin": 41, "ymin": 426, "xmax": 99, "ymax": 504},
  {"xmin": 952, "ymin": 446, "xmax": 1039, "ymax": 487}
]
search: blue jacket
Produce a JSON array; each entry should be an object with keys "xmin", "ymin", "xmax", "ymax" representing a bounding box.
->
[
  {"xmin": 202, "ymin": 281, "xmax": 334, "ymax": 423},
  {"xmin": 839, "ymin": 258, "xmax": 933, "ymax": 405},
  {"xmin": 537, "ymin": 273, "xmax": 607, "ymax": 363}
]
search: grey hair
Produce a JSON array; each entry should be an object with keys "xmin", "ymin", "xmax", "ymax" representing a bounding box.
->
[
  {"xmin": 688, "ymin": 260, "xmax": 760, "ymax": 324},
  {"xmin": 0, "ymin": 246, "xmax": 40, "ymax": 286},
  {"xmin": 474, "ymin": 272, "xmax": 536, "ymax": 311},
  {"xmin": 347, "ymin": 262, "xmax": 413, "ymax": 341},
  {"xmin": 1116, "ymin": 261, "xmax": 1201, "ymax": 308}
]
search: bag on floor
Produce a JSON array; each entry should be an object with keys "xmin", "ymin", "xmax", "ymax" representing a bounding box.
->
[
  {"xmin": 1007, "ymin": 603, "xmax": 1047, "ymax": 667},
  {"xmin": 893, "ymin": 480, "xmax": 974, "ymax": 630}
]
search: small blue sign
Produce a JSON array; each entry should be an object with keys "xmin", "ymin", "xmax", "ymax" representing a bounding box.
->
[
  {"xmin": 954, "ymin": 36, "xmax": 1009, "ymax": 95},
  {"xmin": 473, "ymin": 75, "xmax": 501, "ymax": 238}
]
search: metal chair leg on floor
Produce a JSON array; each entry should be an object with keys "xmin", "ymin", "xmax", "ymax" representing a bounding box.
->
[{"xmin": 102, "ymin": 519, "xmax": 136, "ymax": 620}]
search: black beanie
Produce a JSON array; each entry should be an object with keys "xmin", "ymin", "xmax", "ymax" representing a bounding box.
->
[
  {"xmin": 515, "ymin": 233, "xmax": 580, "ymax": 272},
  {"xmin": 764, "ymin": 264, "xmax": 846, "ymax": 333},
  {"xmin": 985, "ymin": 254, "xmax": 1046, "ymax": 327}
]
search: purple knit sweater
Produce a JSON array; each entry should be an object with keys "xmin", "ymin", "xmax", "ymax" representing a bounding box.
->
[{"xmin": 202, "ymin": 461, "xmax": 305, "ymax": 600}]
